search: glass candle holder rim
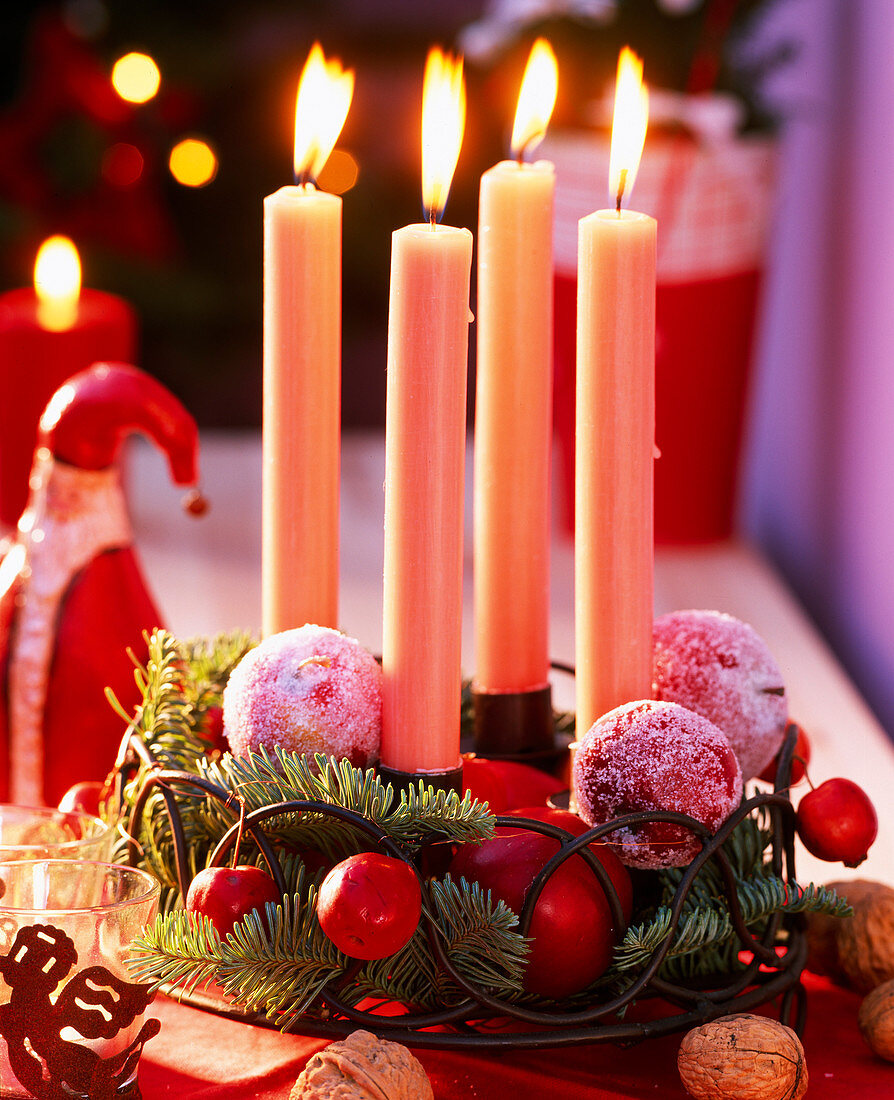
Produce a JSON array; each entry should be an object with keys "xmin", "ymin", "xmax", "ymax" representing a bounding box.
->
[
  {"xmin": 0, "ymin": 859, "xmax": 161, "ymax": 915},
  {"xmin": 0, "ymin": 803, "xmax": 111, "ymax": 857}
]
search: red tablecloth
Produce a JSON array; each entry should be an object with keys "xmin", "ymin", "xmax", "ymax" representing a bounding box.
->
[{"xmin": 138, "ymin": 972, "xmax": 889, "ymax": 1098}]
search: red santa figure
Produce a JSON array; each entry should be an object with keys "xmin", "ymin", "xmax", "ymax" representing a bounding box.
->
[{"xmin": 0, "ymin": 362, "xmax": 202, "ymax": 805}]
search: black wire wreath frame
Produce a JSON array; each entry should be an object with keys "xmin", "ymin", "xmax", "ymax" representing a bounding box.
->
[{"xmin": 115, "ymin": 717, "xmax": 807, "ymax": 1051}]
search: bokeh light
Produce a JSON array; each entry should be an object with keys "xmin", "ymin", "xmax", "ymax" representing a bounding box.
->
[
  {"xmin": 316, "ymin": 149, "xmax": 359, "ymax": 195},
  {"xmin": 101, "ymin": 143, "xmax": 144, "ymax": 188},
  {"xmin": 111, "ymin": 52, "xmax": 161, "ymax": 104},
  {"xmin": 169, "ymin": 138, "xmax": 219, "ymax": 187}
]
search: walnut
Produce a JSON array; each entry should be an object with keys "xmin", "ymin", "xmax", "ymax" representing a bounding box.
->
[
  {"xmin": 859, "ymin": 979, "xmax": 894, "ymax": 1062},
  {"xmin": 804, "ymin": 879, "xmax": 894, "ymax": 993},
  {"xmin": 677, "ymin": 1014, "xmax": 808, "ymax": 1100},
  {"xmin": 290, "ymin": 1029, "xmax": 433, "ymax": 1100}
]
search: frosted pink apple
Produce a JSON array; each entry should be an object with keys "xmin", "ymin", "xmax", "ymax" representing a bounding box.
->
[
  {"xmin": 652, "ymin": 609, "xmax": 788, "ymax": 781},
  {"xmin": 573, "ymin": 700, "xmax": 742, "ymax": 870},
  {"xmin": 223, "ymin": 625, "xmax": 382, "ymax": 766}
]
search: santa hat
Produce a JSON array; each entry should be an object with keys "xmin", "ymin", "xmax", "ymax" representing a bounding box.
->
[{"xmin": 37, "ymin": 361, "xmax": 199, "ymax": 484}]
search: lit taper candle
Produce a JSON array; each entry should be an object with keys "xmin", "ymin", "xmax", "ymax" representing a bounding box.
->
[
  {"xmin": 262, "ymin": 44, "xmax": 353, "ymax": 636},
  {"xmin": 473, "ymin": 39, "xmax": 558, "ymax": 755},
  {"xmin": 575, "ymin": 47, "xmax": 656, "ymax": 737},
  {"xmin": 380, "ymin": 48, "xmax": 472, "ymax": 788}
]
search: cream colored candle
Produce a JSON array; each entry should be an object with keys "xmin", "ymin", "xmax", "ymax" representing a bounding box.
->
[
  {"xmin": 575, "ymin": 48, "xmax": 655, "ymax": 736},
  {"xmin": 474, "ymin": 39, "xmax": 557, "ymax": 694},
  {"xmin": 381, "ymin": 49, "xmax": 472, "ymax": 776},
  {"xmin": 382, "ymin": 224, "xmax": 473, "ymax": 774},
  {"xmin": 262, "ymin": 45, "xmax": 353, "ymax": 636},
  {"xmin": 263, "ymin": 185, "xmax": 341, "ymax": 634}
]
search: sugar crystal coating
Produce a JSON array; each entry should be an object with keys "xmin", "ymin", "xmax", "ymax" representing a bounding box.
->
[
  {"xmin": 652, "ymin": 609, "xmax": 788, "ymax": 781},
  {"xmin": 573, "ymin": 700, "xmax": 743, "ymax": 869},
  {"xmin": 223, "ymin": 625, "xmax": 382, "ymax": 767}
]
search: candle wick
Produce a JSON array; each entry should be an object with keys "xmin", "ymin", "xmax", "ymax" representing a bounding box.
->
[
  {"xmin": 429, "ymin": 206, "xmax": 437, "ymax": 230},
  {"xmin": 616, "ymin": 168, "xmax": 628, "ymax": 215},
  {"xmin": 515, "ymin": 131, "xmax": 539, "ymax": 165}
]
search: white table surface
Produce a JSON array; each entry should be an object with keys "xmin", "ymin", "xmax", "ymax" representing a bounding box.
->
[{"xmin": 128, "ymin": 430, "xmax": 894, "ymax": 889}]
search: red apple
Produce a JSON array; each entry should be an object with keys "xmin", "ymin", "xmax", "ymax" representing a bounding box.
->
[
  {"xmin": 57, "ymin": 781, "xmax": 104, "ymax": 818},
  {"xmin": 186, "ymin": 865, "xmax": 282, "ymax": 937},
  {"xmin": 462, "ymin": 757, "xmax": 564, "ymax": 813},
  {"xmin": 504, "ymin": 806, "xmax": 633, "ymax": 921},
  {"xmin": 796, "ymin": 778, "xmax": 878, "ymax": 867},
  {"xmin": 317, "ymin": 853, "xmax": 422, "ymax": 960},
  {"xmin": 450, "ymin": 810, "xmax": 632, "ymax": 999},
  {"xmin": 461, "ymin": 755, "xmax": 509, "ymax": 811}
]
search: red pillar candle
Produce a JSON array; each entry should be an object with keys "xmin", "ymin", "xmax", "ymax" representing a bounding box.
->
[
  {"xmin": 262, "ymin": 44, "xmax": 353, "ymax": 636},
  {"xmin": 575, "ymin": 49, "xmax": 656, "ymax": 736},
  {"xmin": 0, "ymin": 237, "xmax": 136, "ymax": 529},
  {"xmin": 381, "ymin": 49, "xmax": 472, "ymax": 777},
  {"xmin": 474, "ymin": 39, "xmax": 557, "ymax": 695}
]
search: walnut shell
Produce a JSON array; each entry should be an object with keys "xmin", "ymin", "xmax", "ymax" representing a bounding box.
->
[
  {"xmin": 805, "ymin": 879, "xmax": 894, "ymax": 993},
  {"xmin": 291, "ymin": 1029, "xmax": 433, "ymax": 1100},
  {"xmin": 859, "ymin": 979, "xmax": 894, "ymax": 1062},
  {"xmin": 803, "ymin": 880, "xmax": 882, "ymax": 982},
  {"xmin": 678, "ymin": 1014, "xmax": 807, "ymax": 1100}
]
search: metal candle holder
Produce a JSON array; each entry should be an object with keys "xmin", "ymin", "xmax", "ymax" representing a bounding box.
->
[{"xmin": 112, "ymin": 721, "xmax": 807, "ymax": 1050}]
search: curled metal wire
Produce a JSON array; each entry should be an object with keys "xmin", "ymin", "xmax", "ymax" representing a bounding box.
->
[{"xmin": 115, "ymin": 722, "xmax": 807, "ymax": 1050}]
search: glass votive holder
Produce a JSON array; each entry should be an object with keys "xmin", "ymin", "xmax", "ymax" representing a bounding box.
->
[
  {"xmin": 0, "ymin": 860, "xmax": 161, "ymax": 1099},
  {"xmin": 0, "ymin": 804, "xmax": 112, "ymax": 862}
]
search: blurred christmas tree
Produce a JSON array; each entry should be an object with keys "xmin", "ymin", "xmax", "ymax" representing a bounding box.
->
[
  {"xmin": 0, "ymin": 1, "xmax": 482, "ymax": 427},
  {"xmin": 0, "ymin": 1, "xmax": 790, "ymax": 428}
]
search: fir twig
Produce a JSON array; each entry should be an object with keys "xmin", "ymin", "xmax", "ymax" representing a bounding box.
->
[{"xmin": 612, "ymin": 877, "xmax": 850, "ymax": 975}]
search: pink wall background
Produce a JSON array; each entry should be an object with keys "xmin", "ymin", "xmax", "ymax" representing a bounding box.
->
[{"xmin": 742, "ymin": 0, "xmax": 894, "ymax": 736}]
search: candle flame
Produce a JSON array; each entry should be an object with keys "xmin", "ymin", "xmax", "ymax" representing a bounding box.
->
[
  {"xmin": 34, "ymin": 235, "xmax": 81, "ymax": 332},
  {"xmin": 608, "ymin": 47, "xmax": 649, "ymax": 210},
  {"xmin": 421, "ymin": 47, "xmax": 466, "ymax": 222},
  {"xmin": 510, "ymin": 38, "xmax": 558, "ymax": 160},
  {"xmin": 293, "ymin": 43, "xmax": 354, "ymax": 184}
]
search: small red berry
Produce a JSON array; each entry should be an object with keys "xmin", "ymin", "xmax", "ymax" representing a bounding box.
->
[
  {"xmin": 759, "ymin": 723, "xmax": 811, "ymax": 786},
  {"xmin": 201, "ymin": 704, "xmax": 227, "ymax": 754},
  {"xmin": 317, "ymin": 853, "xmax": 421, "ymax": 960},
  {"xmin": 796, "ymin": 778, "xmax": 878, "ymax": 867},
  {"xmin": 57, "ymin": 781, "xmax": 104, "ymax": 818},
  {"xmin": 186, "ymin": 865, "xmax": 281, "ymax": 937}
]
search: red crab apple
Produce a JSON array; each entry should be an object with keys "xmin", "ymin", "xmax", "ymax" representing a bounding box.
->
[
  {"xmin": 57, "ymin": 781, "xmax": 104, "ymax": 817},
  {"xmin": 186, "ymin": 865, "xmax": 281, "ymax": 937},
  {"xmin": 759, "ymin": 723, "xmax": 812, "ymax": 786},
  {"xmin": 450, "ymin": 809, "xmax": 633, "ymax": 999},
  {"xmin": 796, "ymin": 778, "xmax": 878, "ymax": 867},
  {"xmin": 317, "ymin": 853, "xmax": 422, "ymax": 960}
]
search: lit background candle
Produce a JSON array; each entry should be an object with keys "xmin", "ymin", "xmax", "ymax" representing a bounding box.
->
[
  {"xmin": 575, "ymin": 48, "xmax": 656, "ymax": 737},
  {"xmin": 262, "ymin": 44, "xmax": 353, "ymax": 637},
  {"xmin": 0, "ymin": 236, "xmax": 136, "ymax": 530},
  {"xmin": 473, "ymin": 39, "xmax": 558, "ymax": 754},
  {"xmin": 381, "ymin": 48, "xmax": 472, "ymax": 782}
]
